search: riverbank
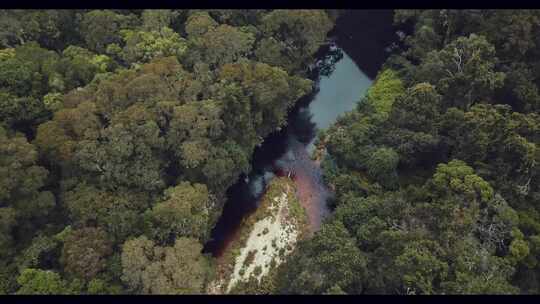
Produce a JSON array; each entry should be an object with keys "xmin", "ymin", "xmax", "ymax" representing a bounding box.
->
[{"xmin": 207, "ymin": 177, "xmax": 308, "ymax": 294}]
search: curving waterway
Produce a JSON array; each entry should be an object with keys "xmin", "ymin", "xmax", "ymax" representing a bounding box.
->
[{"xmin": 204, "ymin": 10, "xmax": 397, "ymax": 257}]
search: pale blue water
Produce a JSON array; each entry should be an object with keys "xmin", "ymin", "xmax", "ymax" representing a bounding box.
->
[
  {"xmin": 303, "ymin": 49, "xmax": 373, "ymax": 155},
  {"xmin": 308, "ymin": 51, "xmax": 373, "ymax": 132}
]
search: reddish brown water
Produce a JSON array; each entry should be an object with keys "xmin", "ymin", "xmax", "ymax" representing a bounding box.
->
[
  {"xmin": 275, "ymin": 138, "xmax": 331, "ymax": 232},
  {"xmin": 210, "ymin": 138, "xmax": 330, "ymax": 259}
]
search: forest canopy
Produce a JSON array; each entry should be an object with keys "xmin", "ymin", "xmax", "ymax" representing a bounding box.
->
[
  {"xmin": 1, "ymin": 9, "xmax": 539, "ymax": 295},
  {"xmin": 0, "ymin": 9, "xmax": 333, "ymax": 295},
  {"xmin": 278, "ymin": 9, "xmax": 540, "ymax": 295}
]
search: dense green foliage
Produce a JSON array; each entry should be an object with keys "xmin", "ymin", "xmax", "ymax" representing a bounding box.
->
[
  {"xmin": 277, "ymin": 9, "xmax": 540, "ymax": 294},
  {"xmin": 0, "ymin": 9, "xmax": 333, "ymax": 294},
  {"xmin": 3, "ymin": 9, "xmax": 539, "ymax": 295}
]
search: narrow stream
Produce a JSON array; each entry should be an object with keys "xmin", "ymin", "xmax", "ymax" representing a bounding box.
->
[{"xmin": 204, "ymin": 10, "xmax": 397, "ymax": 257}]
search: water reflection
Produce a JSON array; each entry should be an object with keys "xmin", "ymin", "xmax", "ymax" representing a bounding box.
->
[
  {"xmin": 317, "ymin": 45, "xmax": 344, "ymax": 77},
  {"xmin": 288, "ymin": 108, "xmax": 317, "ymax": 146}
]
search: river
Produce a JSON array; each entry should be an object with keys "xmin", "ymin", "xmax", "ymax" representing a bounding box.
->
[{"xmin": 204, "ymin": 10, "xmax": 397, "ymax": 257}]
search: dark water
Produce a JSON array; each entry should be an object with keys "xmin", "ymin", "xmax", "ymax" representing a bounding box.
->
[{"xmin": 204, "ymin": 10, "xmax": 397, "ymax": 257}]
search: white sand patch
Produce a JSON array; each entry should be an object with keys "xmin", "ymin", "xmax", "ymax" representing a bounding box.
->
[
  {"xmin": 226, "ymin": 185, "xmax": 299, "ymax": 292},
  {"xmin": 207, "ymin": 279, "xmax": 225, "ymax": 295}
]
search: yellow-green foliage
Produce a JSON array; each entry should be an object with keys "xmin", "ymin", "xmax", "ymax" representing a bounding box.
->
[
  {"xmin": 365, "ymin": 69, "xmax": 404, "ymax": 118},
  {"xmin": 43, "ymin": 93, "xmax": 63, "ymax": 112},
  {"xmin": 90, "ymin": 54, "xmax": 115, "ymax": 74},
  {"xmin": 288, "ymin": 191, "xmax": 308, "ymax": 235},
  {"xmin": 120, "ymin": 28, "xmax": 188, "ymax": 63},
  {"xmin": 0, "ymin": 48, "xmax": 15, "ymax": 62},
  {"xmin": 432, "ymin": 160, "xmax": 495, "ymax": 202}
]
